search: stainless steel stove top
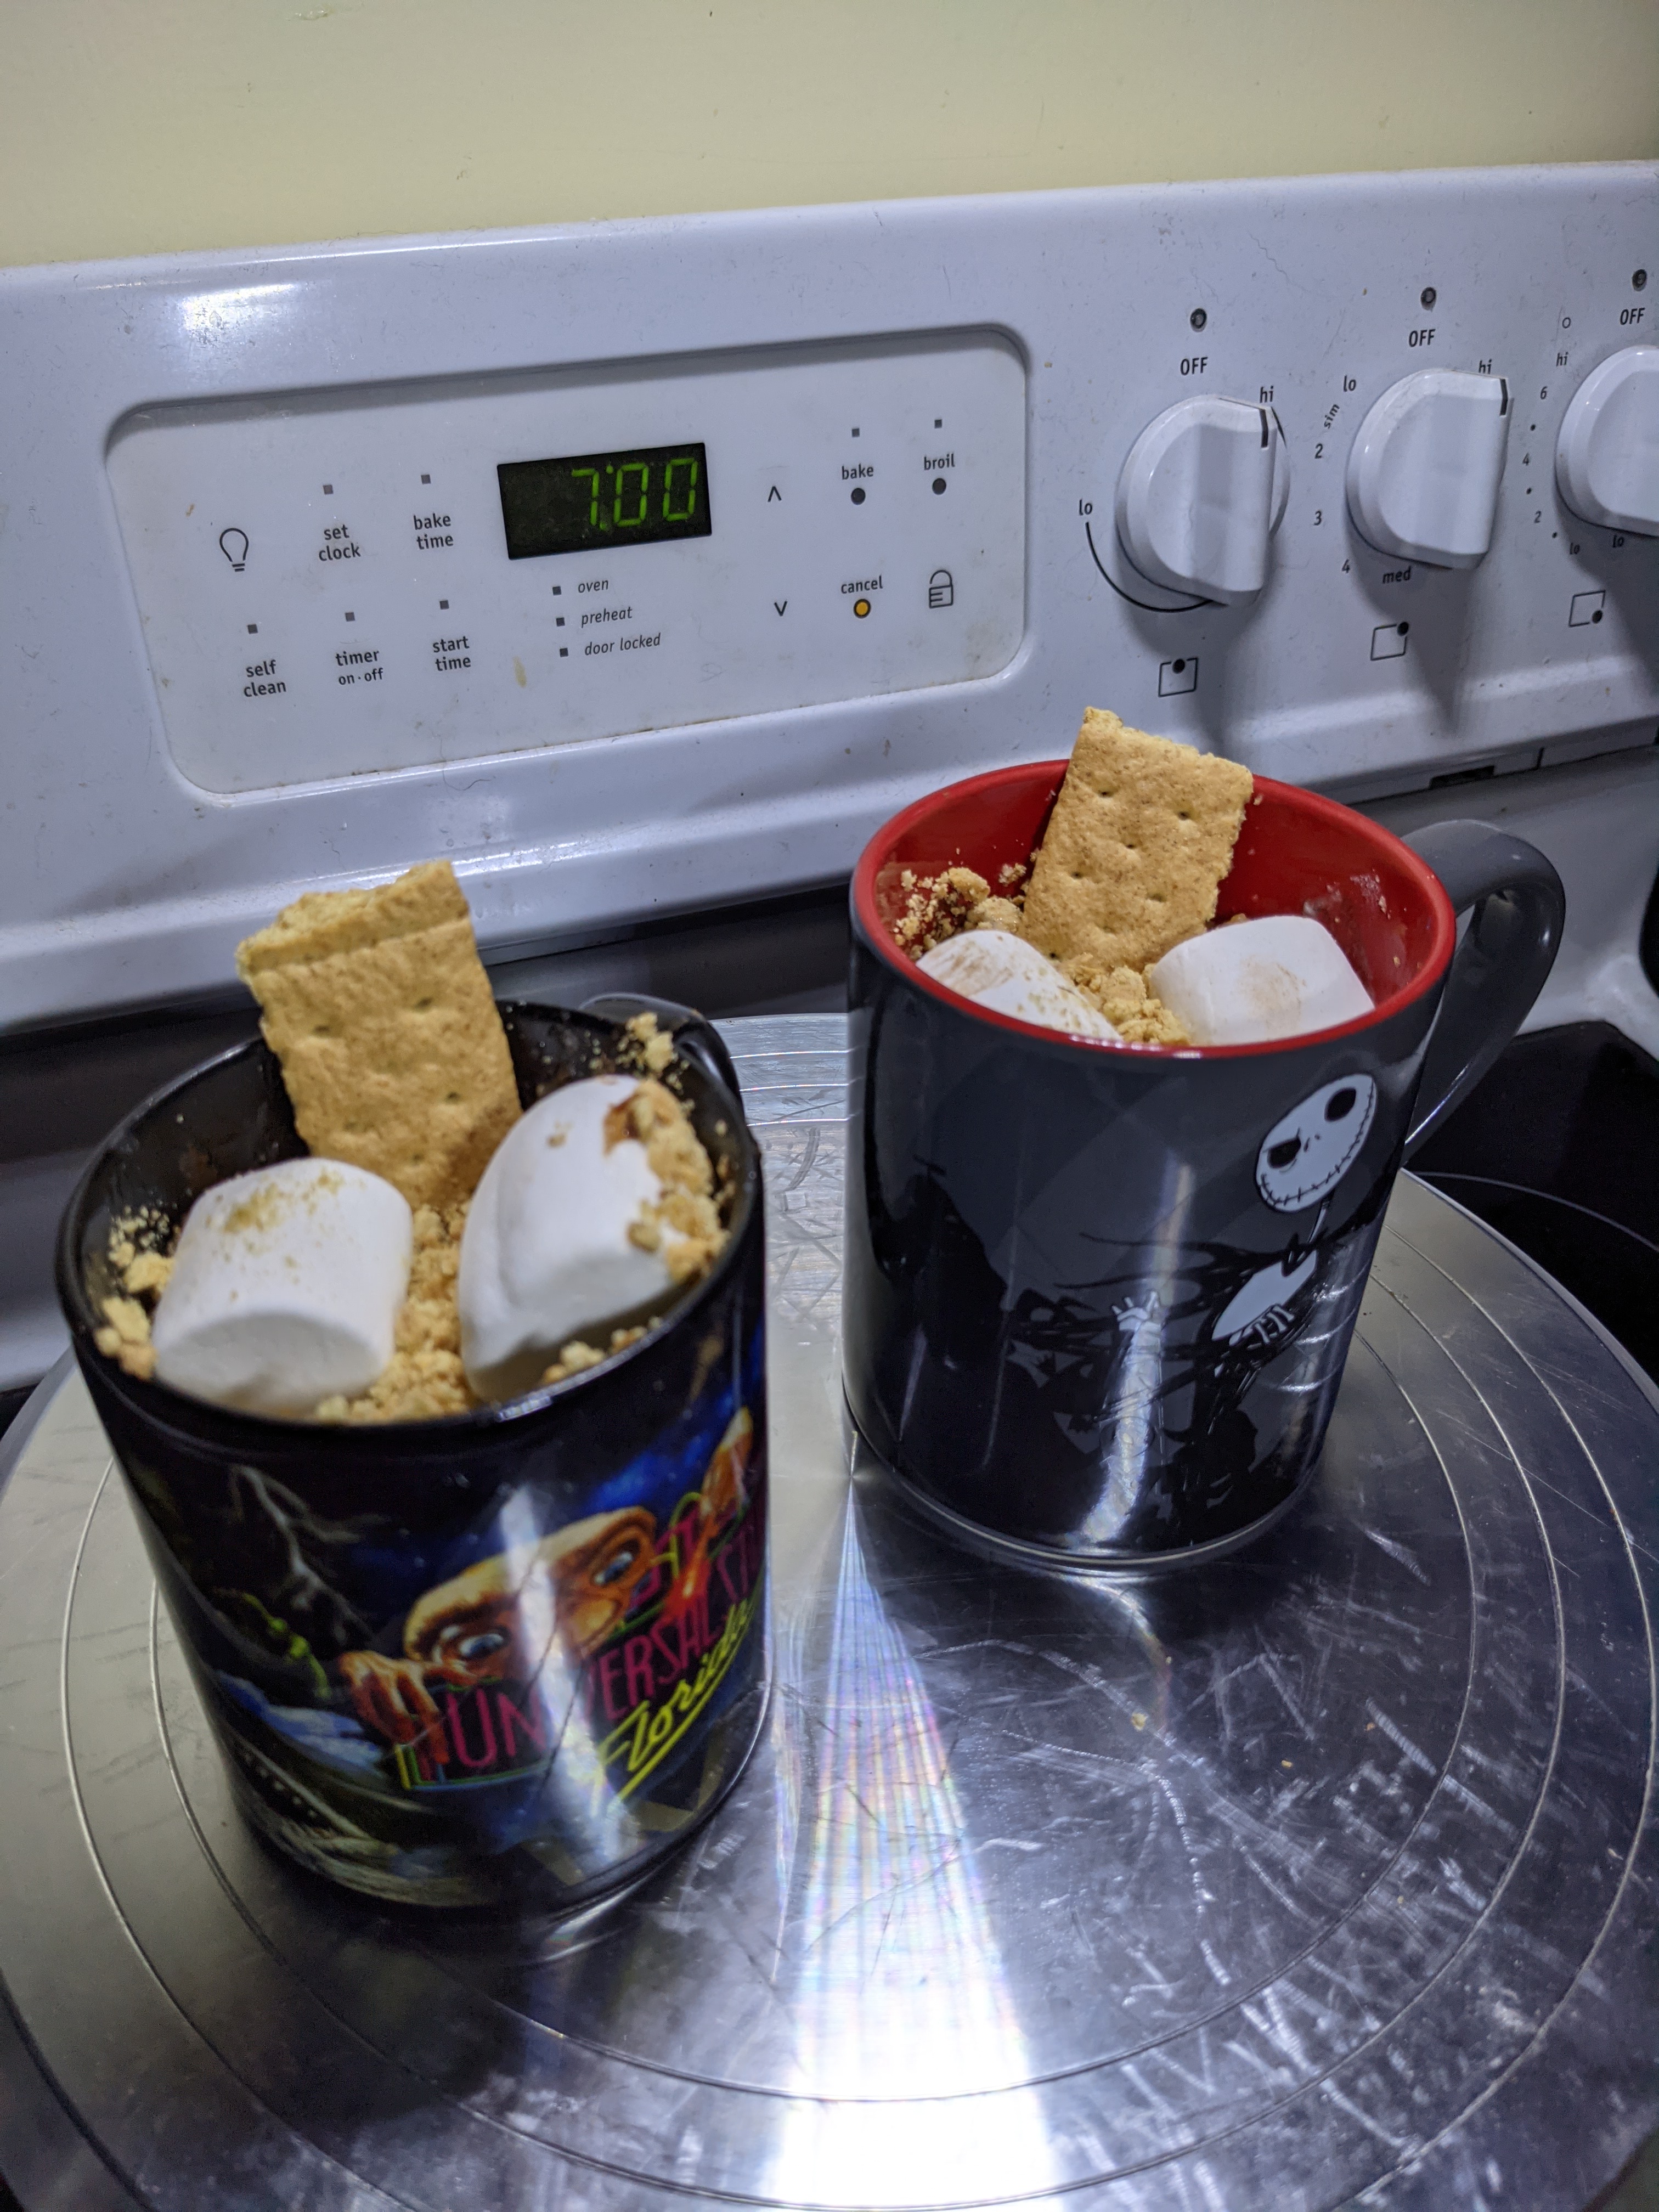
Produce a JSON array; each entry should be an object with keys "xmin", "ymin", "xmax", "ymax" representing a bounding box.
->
[{"xmin": 2, "ymin": 1015, "xmax": 1657, "ymax": 2211}]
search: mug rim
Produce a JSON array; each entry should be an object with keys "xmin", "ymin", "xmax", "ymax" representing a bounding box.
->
[
  {"xmin": 853, "ymin": 763, "xmax": 1458, "ymax": 1061},
  {"xmin": 56, "ymin": 1001, "xmax": 761, "ymax": 1451}
]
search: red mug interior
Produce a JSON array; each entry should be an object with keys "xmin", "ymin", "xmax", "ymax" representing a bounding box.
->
[{"xmin": 856, "ymin": 764, "xmax": 1458, "ymax": 1055}]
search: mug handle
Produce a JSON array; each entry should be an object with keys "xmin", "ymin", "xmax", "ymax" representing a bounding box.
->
[
  {"xmin": 579, "ymin": 992, "xmax": 744, "ymax": 1104},
  {"xmin": 1401, "ymin": 820, "xmax": 1565, "ymax": 1157}
]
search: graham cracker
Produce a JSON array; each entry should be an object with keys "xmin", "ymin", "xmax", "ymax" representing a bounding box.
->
[
  {"xmin": 1020, "ymin": 709, "xmax": 1253, "ymax": 974},
  {"xmin": 236, "ymin": 861, "xmax": 520, "ymax": 1211}
]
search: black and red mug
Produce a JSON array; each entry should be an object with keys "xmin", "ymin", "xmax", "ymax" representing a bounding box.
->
[{"xmin": 843, "ymin": 765, "xmax": 1564, "ymax": 1570}]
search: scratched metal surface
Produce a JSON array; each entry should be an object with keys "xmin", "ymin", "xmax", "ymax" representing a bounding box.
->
[{"xmin": 1, "ymin": 1012, "xmax": 1656, "ymax": 2212}]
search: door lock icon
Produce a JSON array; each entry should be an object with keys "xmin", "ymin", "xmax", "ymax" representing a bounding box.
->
[{"xmin": 928, "ymin": 568, "xmax": 954, "ymax": 608}]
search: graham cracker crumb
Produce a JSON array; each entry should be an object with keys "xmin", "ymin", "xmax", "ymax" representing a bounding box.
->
[
  {"xmin": 123, "ymin": 1250, "xmax": 172, "ymax": 1296},
  {"xmin": 891, "ymin": 866, "xmax": 990, "ymax": 955},
  {"xmin": 541, "ymin": 1327, "xmax": 648, "ymax": 1386},
  {"xmin": 316, "ymin": 1201, "xmax": 479, "ymax": 1423},
  {"xmin": 605, "ymin": 1079, "xmax": 728, "ymax": 1286},
  {"xmin": 235, "ymin": 860, "xmax": 520, "ymax": 1212},
  {"xmin": 1066, "ymin": 961, "xmax": 1192, "ymax": 1045},
  {"xmin": 966, "ymin": 895, "xmax": 1024, "ymax": 932},
  {"xmin": 95, "ymin": 1329, "xmax": 157, "ymax": 1381},
  {"xmin": 96, "ymin": 1294, "xmax": 159, "ymax": 1379},
  {"xmin": 92, "ymin": 1210, "xmax": 174, "ymax": 1380},
  {"xmin": 101, "ymin": 1294, "xmax": 151, "ymax": 1346},
  {"xmin": 223, "ymin": 1181, "xmax": 290, "ymax": 1235},
  {"xmin": 1020, "ymin": 710, "xmax": 1252, "ymax": 975},
  {"xmin": 625, "ymin": 1009, "xmax": 676, "ymax": 1075},
  {"xmin": 542, "ymin": 1339, "xmax": 605, "ymax": 1381}
]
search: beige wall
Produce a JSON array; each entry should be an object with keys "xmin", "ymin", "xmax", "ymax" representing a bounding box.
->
[{"xmin": 3, "ymin": 0, "xmax": 1656, "ymax": 269}]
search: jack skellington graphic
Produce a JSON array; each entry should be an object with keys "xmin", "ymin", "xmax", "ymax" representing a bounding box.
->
[
  {"xmin": 1011, "ymin": 1071, "xmax": 1383, "ymax": 1545},
  {"xmin": 1208, "ymin": 1073, "xmax": 1378, "ymax": 1350},
  {"xmin": 878, "ymin": 1065, "xmax": 1391, "ymax": 1550}
]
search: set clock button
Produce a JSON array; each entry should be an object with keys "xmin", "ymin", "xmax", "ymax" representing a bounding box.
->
[
  {"xmin": 1345, "ymin": 369, "xmax": 1510, "ymax": 568},
  {"xmin": 1555, "ymin": 346, "xmax": 1659, "ymax": 535},
  {"xmin": 1114, "ymin": 397, "xmax": 1289, "ymax": 605}
]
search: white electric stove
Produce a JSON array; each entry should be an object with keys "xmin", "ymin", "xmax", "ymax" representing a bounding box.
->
[
  {"xmin": 2, "ymin": 161, "xmax": 1656, "ymax": 1396},
  {"xmin": 1, "ymin": 165, "xmax": 1658, "ymax": 2211}
]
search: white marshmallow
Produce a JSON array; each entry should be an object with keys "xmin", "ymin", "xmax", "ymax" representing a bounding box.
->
[
  {"xmin": 151, "ymin": 1158, "xmax": 413, "ymax": 1417},
  {"xmin": 918, "ymin": 929, "xmax": 1122, "ymax": 1041},
  {"xmin": 1147, "ymin": 915, "xmax": 1373, "ymax": 1046},
  {"xmin": 458, "ymin": 1076, "xmax": 679, "ymax": 1401}
]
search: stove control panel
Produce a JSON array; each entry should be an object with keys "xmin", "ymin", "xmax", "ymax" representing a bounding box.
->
[
  {"xmin": 107, "ymin": 335, "xmax": 1024, "ymax": 793},
  {"xmin": 1, "ymin": 165, "xmax": 1655, "ymax": 1025}
]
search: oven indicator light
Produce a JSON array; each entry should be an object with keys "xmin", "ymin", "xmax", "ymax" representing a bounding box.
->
[{"xmin": 853, "ymin": 598, "xmax": 871, "ymax": 618}]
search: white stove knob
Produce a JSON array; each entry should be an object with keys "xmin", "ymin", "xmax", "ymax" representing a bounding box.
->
[
  {"xmin": 1555, "ymin": 346, "xmax": 1659, "ymax": 535},
  {"xmin": 1345, "ymin": 370, "xmax": 1511, "ymax": 568},
  {"xmin": 1114, "ymin": 397, "xmax": 1288, "ymax": 605}
]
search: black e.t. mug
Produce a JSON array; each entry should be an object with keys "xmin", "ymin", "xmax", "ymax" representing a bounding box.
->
[
  {"xmin": 59, "ymin": 997, "xmax": 768, "ymax": 1908},
  {"xmin": 842, "ymin": 765, "xmax": 1564, "ymax": 1570}
]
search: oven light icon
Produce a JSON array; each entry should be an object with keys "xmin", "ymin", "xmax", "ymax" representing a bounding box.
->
[{"xmin": 219, "ymin": 527, "xmax": 249, "ymax": 573}]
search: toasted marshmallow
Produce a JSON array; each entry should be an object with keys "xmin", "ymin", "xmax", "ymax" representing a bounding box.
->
[
  {"xmin": 459, "ymin": 1076, "xmax": 679, "ymax": 1401},
  {"xmin": 150, "ymin": 1158, "xmax": 413, "ymax": 1417},
  {"xmin": 1147, "ymin": 915, "xmax": 1373, "ymax": 1046},
  {"xmin": 918, "ymin": 929, "xmax": 1121, "ymax": 1041}
]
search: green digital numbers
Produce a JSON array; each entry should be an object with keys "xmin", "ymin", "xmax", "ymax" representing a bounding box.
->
[
  {"xmin": 572, "ymin": 467, "xmax": 603, "ymax": 529},
  {"xmin": 613, "ymin": 460, "xmax": 648, "ymax": 527},
  {"xmin": 662, "ymin": 455, "xmax": 700, "ymax": 523},
  {"xmin": 498, "ymin": 442, "xmax": 711, "ymax": 560}
]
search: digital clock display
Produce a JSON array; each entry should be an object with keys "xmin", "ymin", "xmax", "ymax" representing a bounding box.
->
[{"xmin": 496, "ymin": 441, "xmax": 712, "ymax": 560}]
